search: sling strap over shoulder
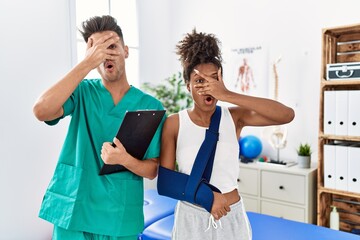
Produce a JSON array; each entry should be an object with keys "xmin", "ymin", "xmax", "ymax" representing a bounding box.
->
[{"xmin": 184, "ymin": 106, "xmax": 221, "ymax": 203}]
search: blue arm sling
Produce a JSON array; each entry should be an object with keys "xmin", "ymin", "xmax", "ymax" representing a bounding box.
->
[{"xmin": 157, "ymin": 106, "xmax": 221, "ymax": 212}]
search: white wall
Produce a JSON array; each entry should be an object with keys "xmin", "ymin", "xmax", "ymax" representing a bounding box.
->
[
  {"xmin": 0, "ymin": 0, "xmax": 73, "ymax": 239},
  {"xmin": 137, "ymin": 0, "xmax": 173, "ymax": 86}
]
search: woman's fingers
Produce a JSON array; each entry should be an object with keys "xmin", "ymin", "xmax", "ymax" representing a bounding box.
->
[{"xmin": 218, "ymin": 67, "xmax": 224, "ymax": 83}]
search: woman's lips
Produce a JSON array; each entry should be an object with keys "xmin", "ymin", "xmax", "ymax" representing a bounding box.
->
[{"xmin": 204, "ymin": 96, "xmax": 214, "ymax": 105}]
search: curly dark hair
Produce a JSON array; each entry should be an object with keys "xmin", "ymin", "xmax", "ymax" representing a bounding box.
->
[
  {"xmin": 176, "ymin": 29, "xmax": 223, "ymax": 83},
  {"xmin": 79, "ymin": 15, "xmax": 124, "ymax": 44}
]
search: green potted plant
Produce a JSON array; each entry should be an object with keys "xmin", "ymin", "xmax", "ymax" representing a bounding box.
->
[
  {"xmin": 141, "ymin": 72, "xmax": 193, "ymax": 115},
  {"xmin": 296, "ymin": 143, "xmax": 312, "ymax": 168}
]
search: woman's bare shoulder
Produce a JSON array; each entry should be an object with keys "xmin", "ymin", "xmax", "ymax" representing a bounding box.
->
[{"xmin": 163, "ymin": 113, "xmax": 180, "ymax": 132}]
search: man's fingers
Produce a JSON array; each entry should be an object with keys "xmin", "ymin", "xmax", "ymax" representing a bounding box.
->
[
  {"xmin": 101, "ymin": 36, "xmax": 120, "ymax": 50},
  {"xmin": 90, "ymin": 33, "xmax": 120, "ymax": 51},
  {"xmin": 113, "ymin": 137, "xmax": 124, "ymax": 149},
  {"xmin": 92, "ymin": 33, "xmax": 114, "ymax": 45},
  {"xmin": 102, "ymin": 143, "xmax": 110, "ymax": 152},
  {"xmin": 105, "ymin": 49, "xmax": 121, "ymax": 57}
]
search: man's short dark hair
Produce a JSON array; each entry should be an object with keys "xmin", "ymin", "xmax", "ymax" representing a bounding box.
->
[{"xmin": 79, "ymin": 15, "xmax": 124, "ymax": 44}]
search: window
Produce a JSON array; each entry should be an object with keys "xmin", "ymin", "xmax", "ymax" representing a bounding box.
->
[{"xmin": 75, "ymin": 0, "xmax": 139, "ymax": 87}]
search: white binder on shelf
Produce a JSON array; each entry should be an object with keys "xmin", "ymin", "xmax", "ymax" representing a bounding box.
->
[
  {"xmin": 324, "ymin": 144, "xmax": 336, "ymax": 189},
  {"xmin": 335, "ymin": 144, "xmax": 348, "ymax": 192},
  {"xmin": 348, "ymin": 145, "xmax": 360, "ymax": 193},
  {"xmin": 348, "ymin": 90, "xmax": 360, "ymax": 137},
  {"xmin": 324, "ymin": 91, "xmax": 336, "ymax": 135},
  {"xmin": 335, "ymin": 91, "xmax": 349, "ymax": 136}
]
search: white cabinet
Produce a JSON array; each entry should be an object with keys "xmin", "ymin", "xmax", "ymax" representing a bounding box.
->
[{"xmin": 238, "ymin": 162, "xmax": 317, "ymax": 224}]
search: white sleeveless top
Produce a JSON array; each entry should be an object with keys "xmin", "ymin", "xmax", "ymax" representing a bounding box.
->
[{"xmin": 176, "ymin": 106, "xmax": 239, "ymax": 193}]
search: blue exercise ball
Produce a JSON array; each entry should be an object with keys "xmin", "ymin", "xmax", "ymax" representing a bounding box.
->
[{"xmin": 239, "ymin": 135, "xmax": 263, "ymax": 159}]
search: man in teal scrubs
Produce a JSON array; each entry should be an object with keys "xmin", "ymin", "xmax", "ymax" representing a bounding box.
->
[{"xmin": 33, "ymin": 15, "xmax": 165, "ymax": 240}]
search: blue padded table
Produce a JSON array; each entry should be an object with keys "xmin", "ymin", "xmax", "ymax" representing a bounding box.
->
[
  {"xmin": 141, "ymin": 211, "xmax": 360, "ymax": 240},
  {"xmin": 141, "ymin": 214, "xmax": 174, "ymax": 240},
  {"xmin": 143, "ymin": 189, "xmax": 177, "ymax": 228},
  {"xmin": 247, "ymin": 212, "xmax": 360, "ymax": 240}
]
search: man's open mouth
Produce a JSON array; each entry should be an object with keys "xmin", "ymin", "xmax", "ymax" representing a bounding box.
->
[{"xmin": 105, "ymin": 61, "xmax": 114, "ymax": 70}]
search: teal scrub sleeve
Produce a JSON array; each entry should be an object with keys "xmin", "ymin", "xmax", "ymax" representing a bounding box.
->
[{"xmin": 45, "ymin": 92, "xmax": 76, "ymax": 126}]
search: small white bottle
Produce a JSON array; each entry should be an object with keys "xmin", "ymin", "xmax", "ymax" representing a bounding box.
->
[{"xmin": 330, "ymin": 206, "xmax": 340, "ymax": 230}]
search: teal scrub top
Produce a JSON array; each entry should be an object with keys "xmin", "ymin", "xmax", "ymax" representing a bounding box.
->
[{"xmin": 39, "ymin": 79, "xmax": 165, "ymax": 236}]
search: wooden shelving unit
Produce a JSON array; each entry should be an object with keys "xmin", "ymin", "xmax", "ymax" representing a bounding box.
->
[{"xmin": 317, "ymin": 23, "xmax": 360, "ymax": 234}]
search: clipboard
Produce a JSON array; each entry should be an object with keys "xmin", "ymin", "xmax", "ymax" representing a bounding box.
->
[{"xmin": 99, "ymin": 109, "xmax": 166, "ymax": 175}]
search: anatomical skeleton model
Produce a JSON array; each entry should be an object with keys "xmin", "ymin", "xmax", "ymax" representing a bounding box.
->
[{"xmin": 262, "ymin": 56, "xmax": 288, "ymax": 162}]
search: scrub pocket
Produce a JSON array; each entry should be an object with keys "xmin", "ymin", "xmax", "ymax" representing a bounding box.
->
[{"xmin": 39, "ymin": 163, "xmax": 83, "ymax": 228}]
